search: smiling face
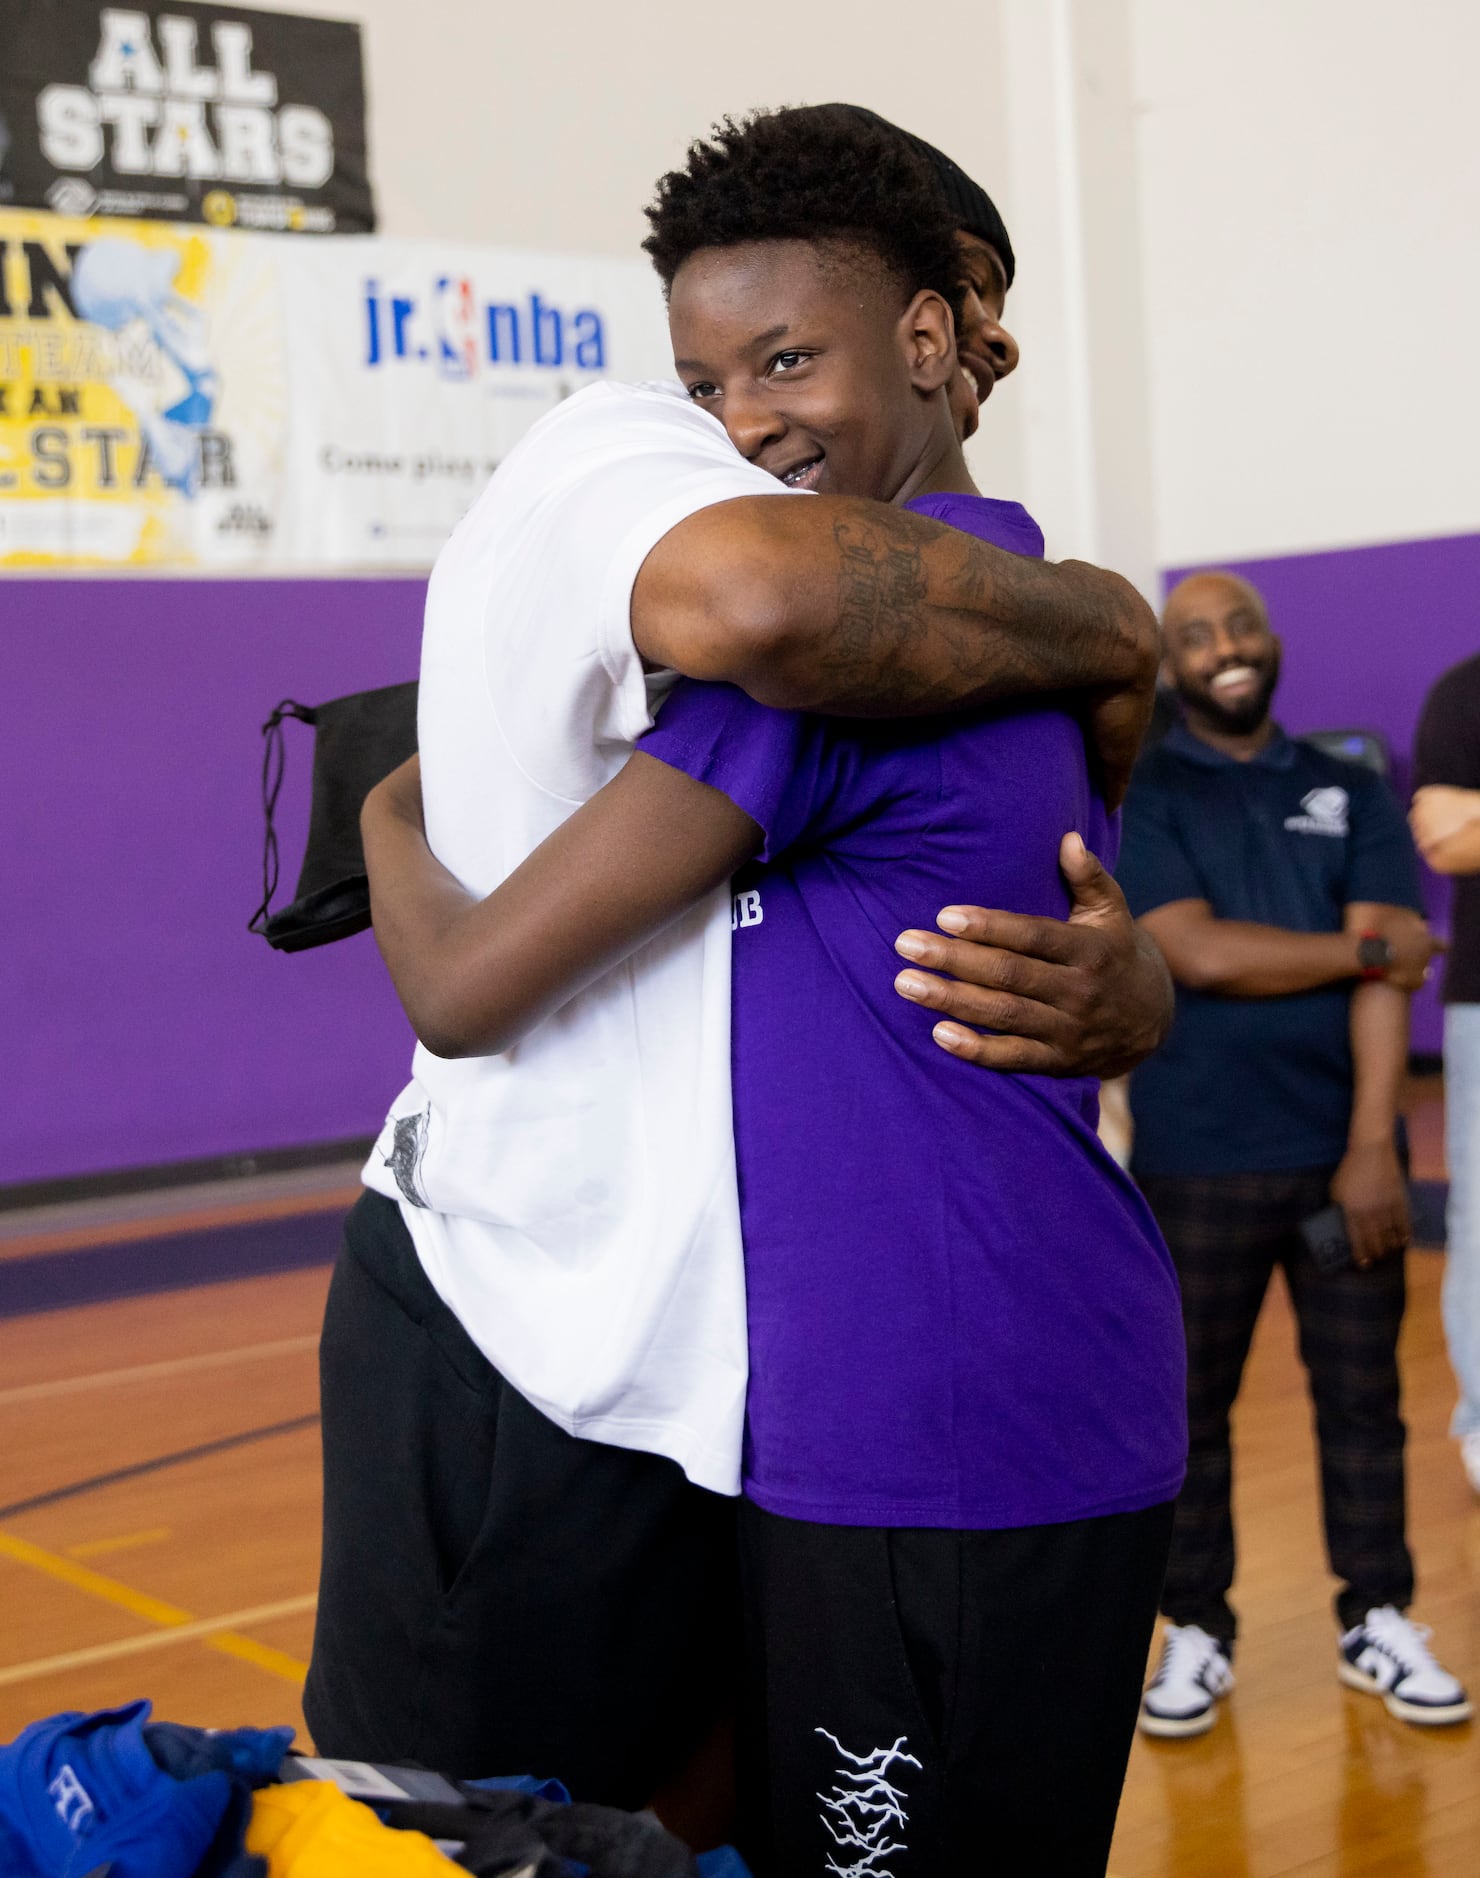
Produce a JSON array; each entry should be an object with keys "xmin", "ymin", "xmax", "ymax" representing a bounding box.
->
[
  {"xmin": 1162, "ymin": 572, "xmax": 1283, "ymax": 736},
  {"xmin": 949, "ymin": 231, "xmax": 1020, "ymax": 439},
  {"xmin": 668, "ymin": 237, "xmax": 959, "ymax": 503}
]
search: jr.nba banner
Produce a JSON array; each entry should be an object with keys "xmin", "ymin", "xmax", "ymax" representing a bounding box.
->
[{"xmin": 0, "ymin": 207, "xmax": 673, "ymax": 568}]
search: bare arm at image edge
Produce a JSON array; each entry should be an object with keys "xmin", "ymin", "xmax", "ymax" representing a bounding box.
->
[
  {"xmin": 632, "ymin": 496, "xmax": 1158, "ymax": 808},
  {"xmin": 1410, "ymin": 785, "xmax": 1480, "ymax": 874},
  {"xmin": 1412, "ymin": 664, "xmax": 1480, "ymax": 874}
]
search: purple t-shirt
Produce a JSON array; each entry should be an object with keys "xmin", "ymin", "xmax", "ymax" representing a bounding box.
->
[{"xmin": 641, "ymin": 493, "xmax": 1187, "ymax": 1528}]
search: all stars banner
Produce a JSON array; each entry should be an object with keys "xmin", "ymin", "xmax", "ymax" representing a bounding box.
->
[
  {"xmin": 0, "ymin": 207, "xmax": 674, "ymax": 568},
  {"xmin": 0, "ymin": 1, "xmax": 373, "ymax": 233}
]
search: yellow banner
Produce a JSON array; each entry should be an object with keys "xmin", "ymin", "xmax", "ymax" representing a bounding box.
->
[
  {"xmin": 0, "ymin": 208, "xmax": 256, "ymax": 565},
  {"xmin": 0, "ymin": 207, "xmax": 672, "ymax": 569}
]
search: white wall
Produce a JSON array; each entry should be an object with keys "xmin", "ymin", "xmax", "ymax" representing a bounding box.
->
[
  {"xmin": 247, "ymin": 0, "xmax": 1480, "ymax": 576},
  {"xmin": 247, "ymin": 0, "xmax": 1026, "ymax": 501},
  {"xmin": 1133, "ymin": 0, "xmax": 1480, "ymax": 567},
  {"xmin": 999, "ymin": 0, "xmax": 1157, "ymax": 593}
]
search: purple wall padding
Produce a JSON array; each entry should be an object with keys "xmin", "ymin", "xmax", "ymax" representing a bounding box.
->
[
  {"xmin": 8, "ymin": 531, "xmax": 1475, "ymax": 1186},
  {"xmin": 1165, "ymin": 532, "xmax": 1480, "ymax": 1055},
  {"xmin": 6, "ymin": 578, "xmax": 425, "ymax": 1187}
]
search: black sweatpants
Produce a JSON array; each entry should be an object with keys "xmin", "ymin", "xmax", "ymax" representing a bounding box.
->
[
  {"xmin": 737, "ymin": 1497, "xmax": 1174, "ymax": 1877},
  {"xmin": 304, "ymin": 1191, "xmax": 739, "ymax": 1805},
  {"xmin": 1137, "ymin": 1165, "xmax": 1412, "ymax": 1641}
]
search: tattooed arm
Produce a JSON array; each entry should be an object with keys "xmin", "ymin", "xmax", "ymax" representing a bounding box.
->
[
  {"xmin": 632, "ymin": 497, "xmax": 1157, "ymax": 805},
  {"xmin": 365, "ymin": 493, "xmax": 1164, "ymax": 1066}
]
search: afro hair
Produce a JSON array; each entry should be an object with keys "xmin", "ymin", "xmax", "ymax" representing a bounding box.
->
[{"xmin": 642, "ymin": 104, "xmax": 963, "ymax": 318}]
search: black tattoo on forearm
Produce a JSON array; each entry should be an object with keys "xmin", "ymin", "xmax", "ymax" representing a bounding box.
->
[
  {"xmin": 813, "ymin": 507, "xmax": 1151, "ymax": 717},
  {"xmin": 819, "ymin": 512, "xmax": 1034, "ymax": 712},
  {"xmin": 835, "ymin": 519, "xmax": 927, "ymax": 648}
]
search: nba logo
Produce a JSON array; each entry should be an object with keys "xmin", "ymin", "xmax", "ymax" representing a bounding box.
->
[{"xmin": 434, "ymin": 276, "xmax": 478, "ymax": 380}]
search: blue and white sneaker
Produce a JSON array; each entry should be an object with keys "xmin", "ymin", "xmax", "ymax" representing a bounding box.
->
[
  {"xmin": 1338, "ymin": 1607, "xmax": 1473, "ymax": 1726},
  {"xmin": 1138, "ymin": 1624, "xmax": 1234, "ymax": 1737}
]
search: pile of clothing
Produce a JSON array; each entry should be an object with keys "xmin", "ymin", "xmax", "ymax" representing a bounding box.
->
[{"xmin": 0, "ymin": 1702, "xmax": 750, "ymax": 1878}]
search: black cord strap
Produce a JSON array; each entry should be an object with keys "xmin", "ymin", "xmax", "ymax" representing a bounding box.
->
[{"xmin": 247, "ymin": 700, "xmax": 315, "ymax": 934}]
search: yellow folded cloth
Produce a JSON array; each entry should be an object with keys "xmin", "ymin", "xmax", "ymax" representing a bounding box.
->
[{"xmin": 245, "ymin": 1779, "xmax": 460, "ymax": 1875}]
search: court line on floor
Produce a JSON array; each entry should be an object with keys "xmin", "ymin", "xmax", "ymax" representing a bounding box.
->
[
  {"xmin": 0, "ymin": 1595, "xmax": 316, "ymax": 1690},
  {"xmin": 0, "ymin": 1413, "xmax": 321, "ymax": 1521},
  {"xmin": 0, "ymin": 1530, "xmax": 312, "ymax": 1688},
  {"xmin": 0, "ymin": 1334, "xmax": 320, "ymax": 1409},
  {"xmin": 206, "ymin": 1628, "xmax": 313, "ymax": 1685},
  {"xmin": 68, "ymin": 1527, "xmax": 173, "ymax": 1560},
  {"xmin": 0, "ymin": 1530, "xmax": 191, "ymax": 1627}
]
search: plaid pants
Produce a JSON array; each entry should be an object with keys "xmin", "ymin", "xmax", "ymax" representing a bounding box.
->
[{"xmin": 1136, "ymin": 1164, "xmax": 1412, "ymax": 1641}]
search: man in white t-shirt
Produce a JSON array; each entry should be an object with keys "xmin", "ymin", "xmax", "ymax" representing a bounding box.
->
[{"xmin": 304, "ymin": 155, "xmax": 1166, "ymax": 1820}]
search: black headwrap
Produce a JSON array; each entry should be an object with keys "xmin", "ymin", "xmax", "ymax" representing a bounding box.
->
[{"xmin": 827, "ymin": 104, "xmax": 1015, "ymax": 287}]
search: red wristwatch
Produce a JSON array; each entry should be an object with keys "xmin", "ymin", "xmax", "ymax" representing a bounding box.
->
[{"xmin": 1357, "ymin": 931, "xmax": 1395, "ymax": 980}]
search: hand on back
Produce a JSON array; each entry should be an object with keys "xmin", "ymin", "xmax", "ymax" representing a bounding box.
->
[{"xmin": 893, "ymin": 835, "xmax": 1173, "ymax": 1078}]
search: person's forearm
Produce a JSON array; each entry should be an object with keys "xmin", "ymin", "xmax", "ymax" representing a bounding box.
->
[
  {"xmin": 362, "ymin": 752, "xmax": 760, "ymax": 1059},
  {"xmin": 634, "ymin": 496, "xmax": 1158, "ymax": 719},
  {"xmin": 1145, "ymin": 914, "xmax": 1360, "ymax": 997},
  {"xmin": 1410, "ymin": 784, "xmax": 1480, "ymax": 873},
  {"xmin": 1347, "ymin": 979, "xmax": 1409, "ymax": 1148},
  {"xmin": 1332, "ymin": 978, "xmax": 1412, "ymax": 1264},
  {"xmin": 1419, "ymin": 818, "xmax": 1480, "ymax": 875},
  {"xmin": 361, "ymin": 775, "xmax": 498, "ymax": 1057}
]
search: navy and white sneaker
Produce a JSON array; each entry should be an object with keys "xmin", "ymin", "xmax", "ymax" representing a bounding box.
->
[
  {"xmin": 1138, "ymin": 1624, "xmax": 1234, "ymax": 1738},
  {"xmin": 1338, "ymin": 1607, "xmax": 1473, "ymax": 1726}
]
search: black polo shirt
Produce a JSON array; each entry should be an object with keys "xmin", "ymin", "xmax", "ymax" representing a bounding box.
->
[
  {"xmin": 1118, "ymin": 724, "xmax": 1423, "ymax": 1177},
  {"xmin": 1414, "ymin": 652, "xmax": 1480, "ymax": 1005}
]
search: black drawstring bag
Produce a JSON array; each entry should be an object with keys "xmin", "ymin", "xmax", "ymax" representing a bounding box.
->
[{"xmin": 249, "ymin": 682, "xmax": 419, "ymax": 952}]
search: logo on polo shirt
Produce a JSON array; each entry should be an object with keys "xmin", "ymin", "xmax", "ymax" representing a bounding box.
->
[{"xmin": 1285, "ymin": 786, "xmax": 1349, "ymax": 837}]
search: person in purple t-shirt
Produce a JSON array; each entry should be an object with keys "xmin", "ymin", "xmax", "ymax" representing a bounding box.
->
[{"xmin": 362, "ymin": 110, "xmax": 1185, "ymax": 1874}]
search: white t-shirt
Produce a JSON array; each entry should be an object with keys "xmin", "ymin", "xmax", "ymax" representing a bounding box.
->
[{"xmin": 362, "ymin": 380, "xmax": 791, "ymax": 1495}]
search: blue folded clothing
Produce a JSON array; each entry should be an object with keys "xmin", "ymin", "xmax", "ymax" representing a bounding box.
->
[
  {"xmin": 145, "ymin": 1719, "xmax": 294, "ymax": 1790},
  {"xmin": 0, "ymin": 1706, "xmax": 753, "ymax": 1878},
  {"xmin": 463, "ymin": 1773, "xmax": 572, "ymax": 1806},
  {"xmin": 0, "ymin": 1701, "xmax": 293, "ymax": 1878},
  {"xmin": 695, "ymin": 1851, "xmax": 751, "ymax": 1878}
]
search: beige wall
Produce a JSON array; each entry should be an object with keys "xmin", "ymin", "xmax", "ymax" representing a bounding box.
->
[
  {"xmin": 258, "ymin": 1, "xmax": 1011, "ymax": 258},
  {"xmin": 249, "ymin": 0, "xmax": 1480, "ymax": 575},
  {"xmin": 1134, "ymin": 0, "xmax": 1480, "ymax": 565},
  {"xmin": 245, "ymin": 0, "xmax": 1028, "ymax": 509}
]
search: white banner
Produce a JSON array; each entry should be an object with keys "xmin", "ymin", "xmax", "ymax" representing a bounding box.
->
[{"xmin": 0, "ymin": 207, "xmax": 675, "ymax": 568}]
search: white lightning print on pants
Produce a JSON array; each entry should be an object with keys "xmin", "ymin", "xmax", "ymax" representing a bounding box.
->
[{"xmin": 815, "ymin": 1729, "xmax": 922, "ymax": 1877}]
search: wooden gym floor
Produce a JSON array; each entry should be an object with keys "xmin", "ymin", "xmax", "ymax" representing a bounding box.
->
[{"xmin": 1, "ymin": 1087, "xmax": 1476, "ymax": 1874}]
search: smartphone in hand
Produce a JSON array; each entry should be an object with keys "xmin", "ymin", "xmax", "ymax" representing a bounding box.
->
[{"xmin": 1300, "ymin": 1204, "xmax": 1354, "ymax": 1277}]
